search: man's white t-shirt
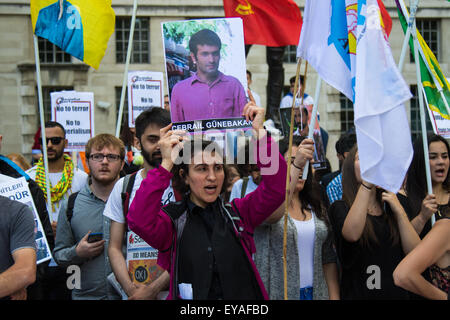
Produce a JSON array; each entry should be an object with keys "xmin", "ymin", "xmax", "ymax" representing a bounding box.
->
[
  {"xmin": 27, "ymin": 166, "xmax": 88, "ymax": 221},
  {"xmin": 103, "ymin": 168, "xmax": 175, "ymax": 300},
  {"xmin": 103, "ymin": 169, "xmax": 175, "ymax": 224}
]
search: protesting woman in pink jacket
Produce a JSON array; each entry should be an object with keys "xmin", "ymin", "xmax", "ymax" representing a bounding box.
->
[{"xmin": 127, "ymin": 102, "xmax": 287, "ymax": 300}]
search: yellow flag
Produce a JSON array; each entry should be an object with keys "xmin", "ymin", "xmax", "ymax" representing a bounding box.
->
[{"xmin": 31, "ymin": 0, "xmax": 115, "ymax": 69}]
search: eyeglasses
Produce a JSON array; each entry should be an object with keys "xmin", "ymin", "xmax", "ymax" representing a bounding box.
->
[
  {"xmin": 89, "ymin": 153, "xmax": 122, "ymax": 162},
  {"xmin": 41, "ymin": 137, "xmax": 64, "ymax": 145}
]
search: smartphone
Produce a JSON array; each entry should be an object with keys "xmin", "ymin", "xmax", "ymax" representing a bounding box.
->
[{"xmin": 87, "ymin": 232, "xmax": 103, "ymax": 243}]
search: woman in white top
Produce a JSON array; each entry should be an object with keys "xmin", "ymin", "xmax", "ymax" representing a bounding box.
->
[{"xmin": 254, "ymin": 135, "xmax": 340, "ymax": 300}]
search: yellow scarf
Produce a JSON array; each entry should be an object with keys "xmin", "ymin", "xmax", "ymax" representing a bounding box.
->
[{"xmin": 35, "ymin": 154, "xmax": 74, "ymax": 209}]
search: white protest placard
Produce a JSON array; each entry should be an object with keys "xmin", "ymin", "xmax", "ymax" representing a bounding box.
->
[
  {"xmin": 128, "ymin": 71, "xmax": 164, "ymax": 127},
  {"xmin": 51, "ymin": 91, "xmax": 95, "ymax": 152},
  {"xmin": 422, "ymin": 86, "xmax": 450, "ymax": 139},
  {"xmin": 0, "ymin": 177, "xmax": 52, "ymax": 264},
  {"xmin": 427, "ymin": 108, "xmax": 450, "ymax": 139},
  {"xmin": 126, "ymin": 230, "xmax": 165, "ymax": 285}
]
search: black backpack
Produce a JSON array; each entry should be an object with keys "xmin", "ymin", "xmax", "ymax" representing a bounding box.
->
[
  {"xmin": 120, "ymin": 172, "xmax": 138, "ymax": 218},
  {"xmin": 66, "ymin": 192, "xmax": 79, "ymax": 223}
]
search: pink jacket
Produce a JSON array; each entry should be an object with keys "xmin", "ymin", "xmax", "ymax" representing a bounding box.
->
[{"xmin": 127, "ymin": 135, "xmax": 287, "ymax": 299}]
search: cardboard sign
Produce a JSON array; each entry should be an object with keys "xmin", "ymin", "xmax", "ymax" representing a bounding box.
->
[
  {"xmin": 162, "ymin": 18, "xmax": 250, "ymax": 134},
  {"xmin": 427, "ymin": 108, "xmax": 450, "ymax": 139},
  {"xmin": 126, "ymin": 231, "xmax": 164, "ymax": 285},
  {"xmin": 127, "ymin": 71, "xmax": 164, "ymax": 128},
  {"xmin": 51, "ymin": 91, "xmax": 95, "ymax": 152}
]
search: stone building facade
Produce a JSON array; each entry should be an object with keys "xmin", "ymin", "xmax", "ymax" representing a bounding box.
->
[{"xmin": 0, "ymin": 0, "xmax": 449, "ymax": 171}]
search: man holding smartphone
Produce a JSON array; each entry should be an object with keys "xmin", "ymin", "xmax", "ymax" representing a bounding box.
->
[
  {"xmin": 53, "ymin": 134, "xmax": 125, "ymax": 300},
  {"xmin": 27, "ymin": 121, "xmax": 88, "ymax": 300}
]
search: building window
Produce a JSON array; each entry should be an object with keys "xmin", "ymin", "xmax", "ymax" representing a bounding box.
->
[
  {"xmin": 37, "ymin": 86, "xmax": 73, "ymax": 123},
  {"xmin": 115, "ymin": 87, "xmax": 129, "ymax": 126},
  {"xmin": 38, "ymin": 37, "xmax": 72, "ymax": 64},
  {"xmin": 340, "ymin": 93, "xmax": 354, "ymax": 135},
  {"xmin": 116, "ymin": 17, "xmax": 150, "ymax": 64},
  {"xmin": 283, "ymin": 45, "xmax": 297, "ymax": 64},
  {"xmin": 410, "ymin": 85, "xmax": 433, "ymax": 142},
  {"xmin": 410, "ymin": 19, "xmax": 440, "ymax": 62}
]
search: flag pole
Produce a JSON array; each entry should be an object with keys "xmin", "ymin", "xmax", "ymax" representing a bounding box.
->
[
  {"xmin": 33, "ymin": 34, "xmax": 53, "ymax": 223},
  {"xmin": 409, "ymin": 2, "xmax": 435, "ymax": 226},
  {"xmin": 398, "ymin": 0, "xmax": 450, "ymax": 116},
  {"xmin": 301, "ymin": 75, "xmax": 322, "ymax": 180},
  {"xmin": 397, "ymin": 24, "xmax": 411, "ymax": 73},
  {"xmin": 283, "ymin": 58, "xmax": 307, "ymax": 300},
  {"xmin": 115, "ymin": 0, "xmax": 138, "ymax": 138},
  {"xmin": 397, "ymin": 0, "xmax": 416, "ymax": 72}
]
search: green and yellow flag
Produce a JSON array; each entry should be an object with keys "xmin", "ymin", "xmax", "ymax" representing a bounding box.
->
[
  {"xmin": 396, "ymin": 1, "xmax": 450, "ymax": 119},
  {"xmin": 31, "ymin": 0, "xmax": 115, "ymax": 69}
]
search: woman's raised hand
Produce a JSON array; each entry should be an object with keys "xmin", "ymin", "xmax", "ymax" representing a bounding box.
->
[
  {"xmin": 293, "ymin": 138, "xmax": 315, "ymax": 170},
  {"xmin": 159, "ymin": 124, "xmax": 187, "ymax": 171},
  {"xmin": 242, "ymin": 101, "xmax": 265, "ymax": 139}
]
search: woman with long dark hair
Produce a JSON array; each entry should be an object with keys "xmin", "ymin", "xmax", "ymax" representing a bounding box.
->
[
  {"xmin": 254, "ymin": 135, "xmax": 340, "ymax": 300},
  {"xmin": 328, "ymin": 145, "xmax": 420, "ymax": 299},
  {"xmin": 399, "ymin": 134, "xmax": 450, "ymax": 238},
  {"xmin": 392, "ymin": 133, "xmax": 450, "ymax": 299},
  {"xmin": 126, "ymin": 103, "xmax": 287, "ymax": 300}
]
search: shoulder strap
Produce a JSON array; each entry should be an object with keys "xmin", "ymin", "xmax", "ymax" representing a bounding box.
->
[
  {"xmin": 0, "ymin": 155, "xmax": 31, "ymax": 181},
  {"xmin": 121, "ymin": 171, "xmax": 138, "ymax": 217},
  {"xmin": 225, "ymin": 200, "xmax": 244, "ymax": 233},
  {"xmin": 240, "ymin": 177, "xmax": 249, "ymax": 198},
  {"xmin": 226, "ymin": 200, "xmax": 254, "ymax": 253},
  {"xmin": 126, "ymin": 171, "xmax": 137, "ymax": 197},
  {"xmin": 173, "ymin": 187, "xmax": 182, "ymax": 202},
  {"xmin": 66, "ymin": 192, "xmax": 79, "ymax": 223}
]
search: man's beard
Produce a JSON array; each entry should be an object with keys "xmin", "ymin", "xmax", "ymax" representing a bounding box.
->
[
  {"xmin": 141, "ymin": 147, "xmax": 162, "ymax": 168},
  {"xmin": 46, "ymin": 148, "xmax": 64, "ymax": 162}
]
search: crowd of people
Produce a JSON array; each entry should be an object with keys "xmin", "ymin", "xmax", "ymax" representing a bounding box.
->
[{"xmin": 0, "ymin": 97, "xmax": 449, "ymax": 301}]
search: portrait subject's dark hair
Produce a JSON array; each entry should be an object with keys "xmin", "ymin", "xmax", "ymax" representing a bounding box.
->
[{"xmin": 189, "ymin": 29, "xmax": 222, "ymax": 57}]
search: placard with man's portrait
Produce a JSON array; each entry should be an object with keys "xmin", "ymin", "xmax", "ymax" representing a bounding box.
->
[{"xmin": 162, "ymin": 18, "xmax": 251, "ymax": 134}]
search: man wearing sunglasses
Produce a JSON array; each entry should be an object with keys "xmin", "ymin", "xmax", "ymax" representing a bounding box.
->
[
  {"xmin": 26, "ymin": 121, "xmax": 88, "ymax": 300},
  {"xmin": 53, "ymin": 134, "xmax": 125, "ymax": 300}
]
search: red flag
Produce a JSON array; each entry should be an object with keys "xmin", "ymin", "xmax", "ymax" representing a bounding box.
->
[
  {"xmin": 223, "ymin": 0, "xmax": 302, "ymax": 47},
  {"xmin": 378, "ymin": 0, "xmax": 393, "ymax": 37}
]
